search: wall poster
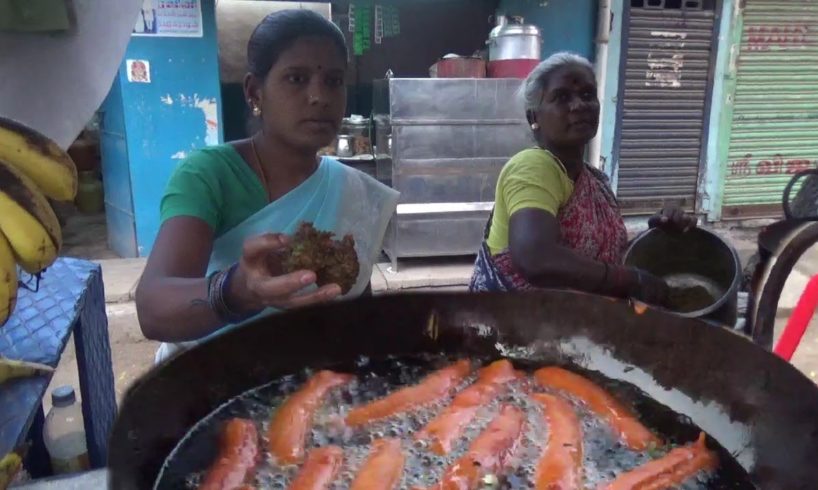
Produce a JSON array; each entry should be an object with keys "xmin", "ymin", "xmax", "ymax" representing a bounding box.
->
[
  {"xmin": 126, "ymin": 59, "xmax": 151, "ymax": 83},
  {"xmin": 133, "ymin": 0, "xmax": 203, "ymax": 38}
]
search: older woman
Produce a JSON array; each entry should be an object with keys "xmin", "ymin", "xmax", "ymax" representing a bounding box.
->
[{"xmin": 470, "ymin": 52, "xmax": 695, "ymax": 304}]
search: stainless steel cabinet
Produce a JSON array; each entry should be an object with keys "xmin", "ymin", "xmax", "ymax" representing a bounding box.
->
[{"xmin": 373, "ymin": 78, "xmax": 531, "ymax": 269}]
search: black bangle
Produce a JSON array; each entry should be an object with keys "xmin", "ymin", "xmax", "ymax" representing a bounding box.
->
[
  {"xmin": 208, "ymin": 264, "xmax": 257, "ymax": 324},
  {"xmin": 595, "ymin": 262, "xmax": 609, "ymax": 294},
  {"xmin": 634, "ymin": 269, "xmax": 645, "ymax": 289},
  {"xmin": 206, "ymin": 269, "xmax": 219, "ymax": 293}
]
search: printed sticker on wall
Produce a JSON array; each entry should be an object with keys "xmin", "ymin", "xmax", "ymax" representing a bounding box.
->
[
  {"xmin": 132, "ymin": 0, "xmax": 203, "ymax": 38},
  {"xmin": 127, "ymin": 60, "xmax": 151, "ymax": 83}
]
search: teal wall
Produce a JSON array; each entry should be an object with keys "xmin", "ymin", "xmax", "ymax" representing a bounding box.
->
[
  {"xmin": 101, "ymin": 0, "xmax": 223, "ymax": 257},
  {"xmin": 599, "ymin": 0, "xmax": 624, "ymax": 185},
  {"xmin": 702, "ymin": 0, "xmax": 737, "ymax": 221},
  {"xmin": 497, "ymin": 0, "xmax": 598, "ymax": 62}
]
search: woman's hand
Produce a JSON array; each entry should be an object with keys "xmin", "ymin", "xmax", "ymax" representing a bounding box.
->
[
  {"xmin": 228, "ymin": 233, "xmax": 342, "ymax": 312},
  {"xmin": 648, "ymin": 206, "xmax": 697, "ymax": 233},
  {"xmin": 627, "ymin": 268, "xmax": 670, "ymax": 307}
]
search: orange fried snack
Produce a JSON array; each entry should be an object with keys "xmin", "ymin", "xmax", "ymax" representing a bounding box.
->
[
  {"xmin": 531, "ymin": 393, "xmax": 583, "ymax": 490},
  {"xmin": 287, "ymin": 446, "xmax": 344, "ymax": 490},
  {"xmin": 427, "ymin": 404, "xmax": 526, "ymax": 490},
  {"xmin": 599, "ymin": 432, "xmax": 718, "ymax": 490},
  {"xmin": 534, "ymin": 367, "xmax": 662, "ymax": 451},
  {"xmin": 349, "ymin": 438, "xmax": 405, "ymax": 490},
  {"xmin": 268, "ymin": 370, "xmax": 354, "ymax": 464},
  {"xmin": 346, "ymin": 360, "xmax": 472, "ymax": 428},
  {"xmin": 415, "ymin": 359, "xmax": 523, "ymax": 455},
  {"xmin": 198, "ymin": 418, "xmax": 260, "ymax": 490}
]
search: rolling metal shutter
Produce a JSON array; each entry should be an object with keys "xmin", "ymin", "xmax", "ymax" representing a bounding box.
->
[
  {"xmin": 617, "ymin": 5, "xmax": 717, "ymax": 214},
  {"xmin": 721, "ymin": 0, "xmax": 818, "ymax": 219}
]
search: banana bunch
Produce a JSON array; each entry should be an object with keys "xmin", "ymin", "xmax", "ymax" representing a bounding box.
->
[{"xmin": 0, "ymin": 116, "xmax": 78, "ymax": 326}]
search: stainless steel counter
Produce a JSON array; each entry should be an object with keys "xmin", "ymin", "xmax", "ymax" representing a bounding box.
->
[{"xmin": 373, "ymin": 78, "xmax": 532, "ymax": 269}]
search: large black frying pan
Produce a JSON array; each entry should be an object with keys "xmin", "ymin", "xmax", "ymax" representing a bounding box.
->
[{"xmin": 108, "ymin": 291, "xmax": 818, "ymax": 489}]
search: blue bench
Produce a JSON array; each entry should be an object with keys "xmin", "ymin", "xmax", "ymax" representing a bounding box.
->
[{"xmin": 0, "ymin": 258, "xmax": 116, "ymax": 476}]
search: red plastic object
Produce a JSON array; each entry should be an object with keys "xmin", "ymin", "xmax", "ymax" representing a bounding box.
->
[
  {"xmin": 774, "ymin": 274, "xmax": 818, "ymax": 361},
  {"xmin": 487, "ymin": 58, "xmax": 540, "ymax": 78},
  {"xmin": 430, "ymin": 58, "xmax": 486, "ymax": 78}
]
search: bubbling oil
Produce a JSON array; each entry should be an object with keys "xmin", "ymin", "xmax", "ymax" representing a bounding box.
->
[{"xmin": 156, "ymin": 356, "xmax": 755, "ymax": 489}]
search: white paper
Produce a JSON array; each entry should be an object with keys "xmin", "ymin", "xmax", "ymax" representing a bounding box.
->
[{"xmin": 133, "ymin": 0, "xmax": 203, "ymax": 38}]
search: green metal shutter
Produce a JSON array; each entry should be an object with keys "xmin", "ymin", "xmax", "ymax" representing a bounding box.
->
[
  {"xmin": 617, "ymin": 6, "xmax": 717, "ymax": 215},
  {"xmin": 721, "ymin": 0, "xmax": 818, "ymax": 219}
]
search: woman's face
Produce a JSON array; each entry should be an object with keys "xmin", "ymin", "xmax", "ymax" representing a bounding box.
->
[
  {"xmin": 250, "ymin": 36, "xmax": 347, "ymax": 152},
  {"xmin": 532, "ymin": 64, "xmax": 599, "ymax": 148}
]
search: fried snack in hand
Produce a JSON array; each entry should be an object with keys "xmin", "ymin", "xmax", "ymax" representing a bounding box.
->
[{"xmin": 282, "ymin": 223, "xmax": 359, "ymax": 294}]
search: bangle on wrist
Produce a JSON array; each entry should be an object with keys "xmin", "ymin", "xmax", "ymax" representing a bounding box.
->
[
  {"xmin": 205, "ymin": 269, "xmax": 219, "ymax": 293},
  {"xmin": 595, "ymin": 262, "xmax": 609, "ymax": 294},
  {"xmin": 208, "ymin": 264, "xmax": 259, "ymax": 324},
  {"xmin": 608, "ymin": 266, "xmax": 632, "ymax": 298}
]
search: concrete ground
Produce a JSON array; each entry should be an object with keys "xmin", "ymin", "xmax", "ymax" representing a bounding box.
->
[{"xmin": 44, "ymin": 214, "xmax": 818, "ymax": 417}]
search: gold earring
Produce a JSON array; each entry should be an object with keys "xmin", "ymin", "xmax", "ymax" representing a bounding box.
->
[{"xmin": 249, "ymin": 100, "xmax": 261, "ymax": 117}]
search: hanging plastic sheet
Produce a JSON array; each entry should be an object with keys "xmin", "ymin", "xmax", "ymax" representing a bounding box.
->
[{"xmin": 0, "ymin": 0, "xmax": 144, "ymax": 149}]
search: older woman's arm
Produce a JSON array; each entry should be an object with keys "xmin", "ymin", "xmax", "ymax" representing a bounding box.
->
[{"xmin": 509, "ymin": 209, "xmax": 668, "ymax": 304}]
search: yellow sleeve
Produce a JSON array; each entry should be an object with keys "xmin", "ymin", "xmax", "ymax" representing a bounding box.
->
[{"xmin": 500, "ymin": 151, "xmax": 571, "ymax": 218}]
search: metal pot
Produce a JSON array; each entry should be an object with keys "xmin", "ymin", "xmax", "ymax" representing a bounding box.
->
[
  {"xmin": 624, "ymin": 228, "xmax": 741, "ymax": 326},
  {"xmin": 487, "ymin": 19, "xmax": 542, "ymax": 61},
  {"xmin": 335, "ymin": 134, "xmax": 354, "ymax": 158}
]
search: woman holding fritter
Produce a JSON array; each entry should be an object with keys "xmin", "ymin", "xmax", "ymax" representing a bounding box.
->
[{"xmin": 136, "ymin": 10, "xmax": 398, "ymax": 363}]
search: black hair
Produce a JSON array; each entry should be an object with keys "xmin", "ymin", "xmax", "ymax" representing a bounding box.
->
[{"xmin": 247, "ymin": 9, "xmax": 348, "ymax": 79}]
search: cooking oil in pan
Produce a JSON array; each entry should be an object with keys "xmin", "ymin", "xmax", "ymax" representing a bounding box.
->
[{"xmin": 155, "ymin": 356, "xmax": 755, "ymax": 489}]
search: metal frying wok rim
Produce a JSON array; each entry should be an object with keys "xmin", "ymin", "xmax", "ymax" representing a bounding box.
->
[{"xmin": 108, "ymin": 291, "xmax": 818, "ymax": 490}]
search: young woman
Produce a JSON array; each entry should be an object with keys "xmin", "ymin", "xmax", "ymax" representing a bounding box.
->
[
  {"xmin": 136, "ymin": 10, "xmax": 398, "ymax": 363},
  {"xmin": 470, "ymin": 52, "xmax": 696, "ymax": 303}
]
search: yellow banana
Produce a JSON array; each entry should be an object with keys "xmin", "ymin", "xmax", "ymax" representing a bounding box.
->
[
  {"xmin": 0, "ymin": 232, "xmax": 16, "ymax": 326},
  {"xmin": 0, "ymin": 451, "xmax": 22, "ymax": 489},
  {"xmin": 0, "ymin": 116, "xmax": 77, "ymax": 202},
  {"xmin": 0, "ymin": 160, "xmax": 61, "ymax": 274},
  {"xmin": 0, "ymin": 357, "xmax": 53, "ymax": 384}
]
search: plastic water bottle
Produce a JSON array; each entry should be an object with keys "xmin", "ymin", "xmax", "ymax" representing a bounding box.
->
[{"xmin": 43, "ymin": 386, "xmax": 90, "ymax": 474}]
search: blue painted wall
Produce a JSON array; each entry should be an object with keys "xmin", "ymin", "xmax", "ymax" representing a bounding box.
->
[
  {"xmin": 100, "ymin": 76, "xmax": 138, "ymax": 258},
  {"xmin": 599, "ymin": 0, "xmax": 624, "ymax": 185},
  {"xmin": 100, "ymin": 0, "xmax": 223, "ymax": 257},
  {"xmin": 702, "ymin": 0, "xmax": 737, "ymax": 221},
  {"xmin": 497, "ymin": 0, "xmax": 598, "ymax": 62}
]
